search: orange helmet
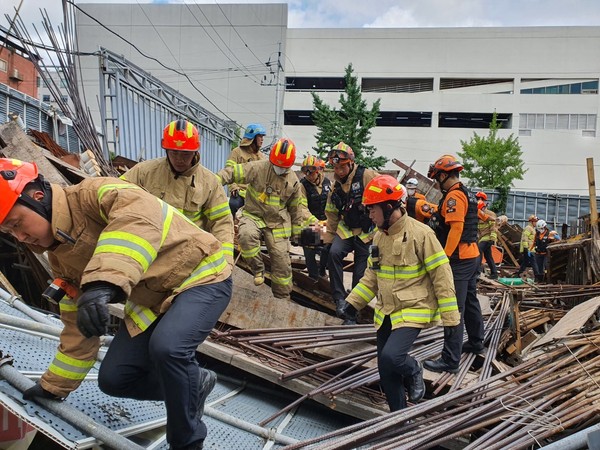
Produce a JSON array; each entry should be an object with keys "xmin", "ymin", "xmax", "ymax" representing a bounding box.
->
[
  {"xmin": 476, "ymin": 191, "xmax": 487, "ymax": 201},
  {"xmin": 270, "ymin": 138, "xmax": 296, "ymax": 168},
  {"xmin": 363, "ymin": 175, "xmax": 407, "ymax": 206},
  {"xmin": 317, "ymin": 158, "xmax": 326, "ymax": 169},
  {"xmin": 301, "ymin": 155, "xmax": 322, "ymax": 173},
  {"xmin": 162, "ymin": 119, "xmax": 200, "ymax": 151},
  {"xmin": 327, "ymin": 142, "xmax": 355, "ymax": 166},
  {"xmin": 0, "ymin": 158, "xmax": 39, "ymax": 223},
  {"xmin": 427, "ymin": 154, "xmax": 463, "ymax": 179}
]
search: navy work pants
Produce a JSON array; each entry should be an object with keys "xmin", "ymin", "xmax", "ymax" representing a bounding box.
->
[
  {"xmin": 377, "ymin": 316, "xmax": 421, "ymax": 412},
  {"xmin": 441, "ymin": 257, "xmax": 484, "ymax": 367},
  {"xmin": 328, "ymin": 235, "xmax": 370, "ymax": 302},
  {"xmin": 98, "ymin": 278, "xmax": 232, "ymax": 448},
  {"xmin": 303, "ymin": 245, "xmax": 329, "ymax": 280}
]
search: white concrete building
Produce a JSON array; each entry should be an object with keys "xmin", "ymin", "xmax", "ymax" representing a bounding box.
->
[{"xmin": 75, "ymin": 3, "xmax": 600, "ymax": 195}]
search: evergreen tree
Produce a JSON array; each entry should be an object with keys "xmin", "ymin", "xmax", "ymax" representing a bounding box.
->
[
  {"xmin": 458, "ymin": 112, "xmax": 527, "ymax": 213},
  {"xmin": 311, "ymin": 64, "xmax": 387, "ymax": 169}
]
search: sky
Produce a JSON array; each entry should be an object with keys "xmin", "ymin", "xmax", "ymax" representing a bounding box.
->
[{"xmin": 5, "ymin": 0, "xmax": 600, "ymax": 32}]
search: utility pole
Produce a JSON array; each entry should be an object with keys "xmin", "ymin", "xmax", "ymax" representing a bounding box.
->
[{"xmin": 262, "ymin": 42, "xmax": 283, "ymax": 141}]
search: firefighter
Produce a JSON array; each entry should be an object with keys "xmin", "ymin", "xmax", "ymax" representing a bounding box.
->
[
  {"xmin": 338, "ymin": 175, "xmax": 459, "ymax": 411},
  {"xmin": 514, "ymin": 215, "xmax": 538, "ymax": 277},
  {"xmin": 122, "ymin": 119, "xmax": 234, "ymax": 266},
  {"xmin": 531, "ymin": 219, "xmax": 557, "ymax": 282},
  {"xmin": 405, "ymin": 179, "xmax": 438, "ymax": 225},
  {"xmin": 225, "ymin": 123, "xmax": 267, "ymax": 217},
  {"xmin": 423, "ymin": 155, "xmax": 485, "ymax": 374},
  {"xmin": 299, "ymin": 155, "xmax": 331, "ymax": 280},
  {"xmin": 217, "ymin": 138, "xmax": 314, "ymax": 300},
  {"xmin": 324, "ymin": 142, "xmax": 378, "ymax": 325},
  {"xmin": 475, "ymin": 192, "xmax": 498, "ymax": 280},
  {"xmin": 0, "ymin": 158, "xmax": 232, "ymax": 450}
]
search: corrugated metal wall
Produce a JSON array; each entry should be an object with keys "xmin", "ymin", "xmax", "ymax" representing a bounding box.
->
[
  {"xmin": 99, "ymin": 50, "xmax": 235, "ymax": 174},
  {"xmin": 0, "ymin": 83, "xmax": 81, "ymax": 153},
  {"xmin": 481, "ymin": 189, "xmax": 595, "ymax": 235}
]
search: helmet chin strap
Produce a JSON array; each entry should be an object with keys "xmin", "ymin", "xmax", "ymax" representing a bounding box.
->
[
  {"xmin": 16, "ymin": 175, "xmax": 53, "ymax": 222},
  {"xmin": 380, "ymin": 201, "xmax": 400, "ymax": 231}
]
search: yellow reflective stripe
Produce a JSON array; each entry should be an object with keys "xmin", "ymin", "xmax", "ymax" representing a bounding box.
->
[
  {"xmin": 272, "ymin": 273, "xmax": 292, "ymax": 286},
  {"xmin": 186, "ymin": 121, "xmax": 194, "ymax": 137},
  {"xmin": 298, "ymin": 197, "xmax": 308, "ymax": 207},
  {"xmin": 183, "ymin": 209, "xmax": 202, "ymax": 222},
  {"xmin": 424, "ymin": 251, "xmax": 449, "ymax": 271},
  {"xmin": 273, "ymin": 227, "xmax": 291, "ymax": 239},
  {"xmin": 59, "ymin": 298, "xmax": 77, "ymax": 313},
  {"xmin": 97, "ymin": 183, "xmax": 143, "ymax": 222},
  {"xmin": 325, "ymin": 202, "xmax": 338, "ymax": 213},
  {"xmin": 168, "ymin": 121, "xmax": 176, "ymax": 136},
  {"xmin": 94, "ymin": 231, "xmax": 157, "ymax": 272},
  {"xmin": 241, "ymin": 210, "xmax": 266, "ymax": 228},
  {"xmin": 390, "ymin": 308, "xmax": 441, "ymax": 324},
  {"xmin": 337, "ymin": 222, "xmax": 353, "ymax": 239},
  {"xmin": 48, "ymin": 351, "xmax": 95, "ymax": 381},
  {"xmin": 373, "ymin": 309, "xmax": 384, "ymax": 326},
  {"xmin": 438, "ymin": 296, "xmax": 459, "ymax": 312},
  {"xmin": 289, "ymin": 197, "xmax": 303, "ymax": 207},
  {"xmin": 239, "ymin": 189, "xmax": 247, "ymax": 199},
  {"xmin": 222, "ymin": 242, "xmax": 234, "ymax": 257},
  {"xmin": 205, "ymin": 202, "xmax": 231, "ymax": 220},
  {"xmin": 376, "ymin": 264, "xmax": 426, "ymax": 280},
  {"xmin": 241, "ymin": 245, "xmax": 261, "ymax": 258},
  {"xmin": 124, "ymin": 300, "xmax": 158, "ymax": 331},
  {"xmin": 216, "ymin": 174, "xmax": 223, "ymax": 184},
  {"xmin": 303, "ymin": 215, "xmax": 319, "ymax": 227},
  {"xmin": 352, "ymin": 283, "xmax": 375, "ymax": 303},
  {"xmin": 233, "ymin": 164, "xmax": 245, "ymax": 183},
  {"xmin": 159, "ymin": 199, "xmax": 174, "ymax": 248},
  {"xmin": 292, "ymin": 224, "xmax": 303, "ymax": 236},
  {"xmin": 179, "ymin": 251, "xmax": 227, "ymax": 289},
  {"xmin": 226, "ymin": 159, "xmax": 236, "ymax": 167},
  {"xmin": 247, "ymin": 185, "xmax": 281, "ymax": 206}
]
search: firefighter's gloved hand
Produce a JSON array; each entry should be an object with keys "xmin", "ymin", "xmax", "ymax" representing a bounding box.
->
[
  {"xmin": 77, "ymin": 283, "xmax": 123, "ymax": 338},
  {"xmin": 23, "ymin": 383, "xmax": 61, "ymax": 401},
  {"xmin": 527, "ymin": 250, "xmax": 532, "ymax": 257},
  {"xmin": 230, "ymin": 187, "xmax": 239, "ymax": 197}
]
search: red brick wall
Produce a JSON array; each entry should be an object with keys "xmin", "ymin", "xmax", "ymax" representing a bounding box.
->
[{"xmin": 0, "ymin": 49, "xmax": 38, "ymax": 98}]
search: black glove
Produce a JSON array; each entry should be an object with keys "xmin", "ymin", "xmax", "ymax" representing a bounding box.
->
[
  {"xmin": 336, "ymin": 299, "xmax": 357, "ymax": 321},
  {"xmin": 77, "ymin": 282, "xmax": 123, "ymax": 338},
  {"xmin": 23, "ymin": 383, "xmax": 61, "ymax": 401}
]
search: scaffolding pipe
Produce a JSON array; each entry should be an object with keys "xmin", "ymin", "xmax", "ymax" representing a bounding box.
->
[
  {"xmin": 205, "ymin": 405, "xmax": 298, "ymax": 446},
  {"xmin": 0, "ymin": 362, "xmax": 144, "ymax": 450},
  {"xmin": 538, "ymin": 423, "xmax": 600, "ymax": 450},
  {"xmin": 0, "ymin": 287, "xmax": 58, "ymax": 327}
]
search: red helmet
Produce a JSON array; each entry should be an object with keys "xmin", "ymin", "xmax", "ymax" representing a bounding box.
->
[
  {"xmin": 427, "ymin": 154, "xmax": 464, "ymax": 179},
  {"xmin": 476, "ymin": 191, "xmax": 488, "ymax": 201},
  {"xmin": 269, "ymin": 138, "xmax": 296, "ymax": 168},
  {"xmin": 363, "ymin": 175, "xmax": 407, "ymax": 206},
  {"xmin": 162, "ymin": 119, "xmax": 200, "ymax": 151},
  {"xmin": 327, "ymin": 142, "xmax": 355, "ymax": 166},
  {"xmin": 0, "ymin": 158, "xmax": 39, "ymax": 223}
]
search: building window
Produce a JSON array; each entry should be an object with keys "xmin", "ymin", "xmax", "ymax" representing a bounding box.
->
[
  {"xmin": 438, "ymin": 112, "xmax": 512, "ymax": 129},
  {"xmin": 440, "ymin": 78, "xmax": 513, "ymax": 93},
  {"xmin": 519, "ymin": 113, "xmax": 596, "ymax": 130},
  {"xmin": 37, "ymin": 77, "xmax": 41, "ymax": 88},
  {"xmin": 0, "ymin": 59, "xmax": 7, "ymax": 72},
  {"xmin": 362, "ymin": 78, "xmax": 433, "ymax": 93},
  {"xmin": 285, "ymin": 77, "xmax": 346, "ymax": 91},
  {"xmin": 376, "ymin": 111, "xmax": 432, "ymax": 127},
  {"xmin": 42, "ymin": 95, "xmax": 51, "ymax": 102},
  {"xmin": 284, "ymin": 110, "xmax": 314, "ymax": 126},
  {"xmin": 520, "ymin": 79, "xmax": 598, "ymax": 94}
]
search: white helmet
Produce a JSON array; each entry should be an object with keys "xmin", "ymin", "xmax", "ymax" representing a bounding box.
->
[
  {"xmin": 536, "ymin": 219, "xmax": 547, "ymax": 232},
  {"xmin": 406, "ymin": 177, "xmax": 418, "ymax": 188}
]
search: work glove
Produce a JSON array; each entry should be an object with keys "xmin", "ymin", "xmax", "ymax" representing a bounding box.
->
[
  {"xmin": 527, "ymin": 250, "xmax": 532, "ymax": 257},
  {"xmin": 77, "ymin": 282, "xmax": 123, "ymax": 338},
  {"xmin": 23, "ymin": 383, "xmax": 61, "ymax": 401}
]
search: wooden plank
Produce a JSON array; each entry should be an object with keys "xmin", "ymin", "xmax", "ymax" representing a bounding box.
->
[
  {"xmin": 534, "ymin": 296, "xmax": 600, "ymax": 347},
  {"xmin": 498, "ymin": 233, "xmax": 518, "ymax": 266},
  {"xmin": 198, "ymin": 339, "xmax": 386, "ymax": 421}
]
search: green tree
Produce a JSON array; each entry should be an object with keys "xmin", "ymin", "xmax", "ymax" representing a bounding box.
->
[
  {"xmin": 311, "ymin": 63, "xmax": 387, "ymax": 169},
  {"xmin": 458, "ymin": 112, "xmax": 527, "ymax": 213}
]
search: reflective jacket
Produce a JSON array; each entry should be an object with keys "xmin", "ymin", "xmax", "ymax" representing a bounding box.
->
[
  {"xmin": 478, "ymin": 208, "xmax": 498, "ymax": 243},
  {"xmin": 31, "ymin": 179, "xmax": 231, "ymax": 398},
  {"xmin": 224, "ymin": 143, "xmax": 264, "ymax": 198},
  {"xmin": 345, "ymin": 214, "xmax": 460, "ymax": 330},
  {"xmin": 520, "ymin": 224, "xmax": 535, "ymax": 252},
  {"xmin": 324, "ymin": 164, "xmax": 378, "ymax": 243},
  {"xmin": 121, "ymin": 156, "xmax": 234, "ymax": 264},
  {"xmin": 217, "ymin": 160, "xmax": 315, "ymax": 238},
  {"xmin": 300, "ymin": 173, "xmax": 331, "ymax": 221}
]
